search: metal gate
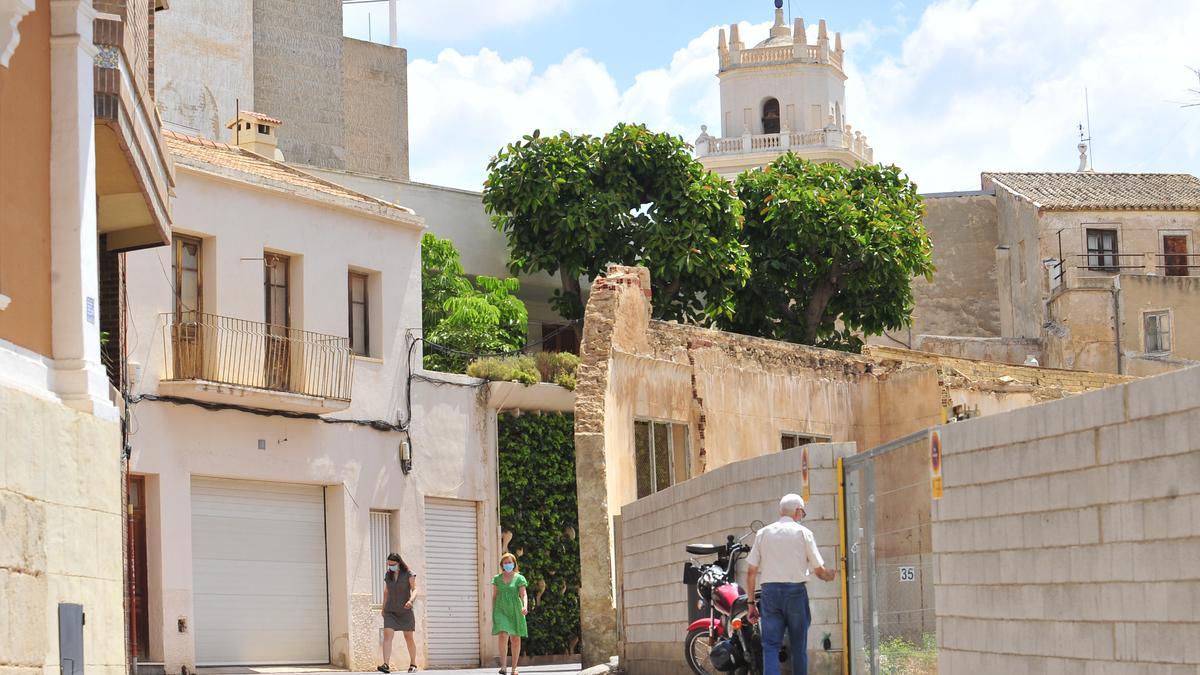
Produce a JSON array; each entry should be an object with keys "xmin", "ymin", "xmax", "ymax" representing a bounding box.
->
[{"xmin": 841, "ymin": 429, "xmax": 938, "ymax": 674}]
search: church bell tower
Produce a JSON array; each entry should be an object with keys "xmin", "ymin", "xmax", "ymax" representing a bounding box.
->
[{"xmin": 695, "ymin": 0, "xmax": 873, "ymax": 178}]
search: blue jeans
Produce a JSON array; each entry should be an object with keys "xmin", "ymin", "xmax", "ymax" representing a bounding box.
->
[{"xmin": 760, "ymin": 582, "xmax": 810, "ymax": 675}]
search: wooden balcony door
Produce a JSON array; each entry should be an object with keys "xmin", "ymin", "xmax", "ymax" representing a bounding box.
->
[
  {"xmin": 264, "ymin": 253, "xmax": 291, "ymax": 390},
  {"xmin": 128, "ymin": 475, "xmax": 150, "ymax": 661},
  {"xmin": 1163, "ymin": 235, "xmax": 1190, "ymax": 276},
  {"xmin": 172, "ymin": 236, "xmax": 202, "ymax": 378}
]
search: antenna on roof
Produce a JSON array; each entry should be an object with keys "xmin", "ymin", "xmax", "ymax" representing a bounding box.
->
[
  {"xmin": 1084, "ymin": 87, "xmax": 1095, "ymax": 170},
  {"xmin": 235, "ymin": 97, "xmax": 240, "ymax": 146},
  {"xmin": 1182, "ymin": 66, "xmax": 1200, "ymax": 108}
]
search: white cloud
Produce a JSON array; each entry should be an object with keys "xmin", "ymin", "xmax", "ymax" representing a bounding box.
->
[
  {"xmin": 408, "ymin": 1, "xmax": 1200, "ymax": 192},
  {"xmin": 847, "ymin": 0, "xmax": 1200, "ymax": 191},
  {"xmin": 407, "ymin": 25, "xmax": 751, "ymax": 189},
  {"xmin": 343, "ymin": 0, "xmax": 571, "ymax": 42}
]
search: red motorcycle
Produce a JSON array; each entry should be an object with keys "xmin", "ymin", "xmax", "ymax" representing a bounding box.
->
[{"xmin": 682, "ymin": 522, "xmax": 788, "ymax": 675}]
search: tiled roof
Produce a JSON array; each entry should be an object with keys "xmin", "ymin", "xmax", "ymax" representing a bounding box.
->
[
  {"xmin": 229, "ymin": 110, "xmax": 284, "ymax": 127},
  {"xmin": 983, "ymin": 172, "xmax": 1200, "ymax": 211},
  {"xmin": 163, "ymin": 130, "xmax": 415, "ymax": 217}
]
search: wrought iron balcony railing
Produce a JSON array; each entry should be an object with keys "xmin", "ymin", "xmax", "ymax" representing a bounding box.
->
[{"xmin": 161, "ymin": 313, "xmax": 353, "ymax": 402}]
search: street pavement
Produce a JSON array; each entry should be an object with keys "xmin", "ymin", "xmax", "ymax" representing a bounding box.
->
[{"xmin": 198, "ymin": 665, "xmax": 582, "ymax": 675}]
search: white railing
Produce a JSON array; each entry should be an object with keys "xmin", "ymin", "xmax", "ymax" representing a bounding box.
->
[
  {"xmin": 720, "ymin": 43, "xmax": 844, "ymax": 71},
  {"xmin": 699, "ymin": 128, "xmax": 871, "ymax": 162},
  {"xmin": 739, "ymin": 45, "xmax": 794, "ymax": 65}
]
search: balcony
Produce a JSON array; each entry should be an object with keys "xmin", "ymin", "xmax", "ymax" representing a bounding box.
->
[
  {"xmin": 93, "ymin": 0, "xmax": 174, "ymax": 252},
  {"xmin": 695, "ymin": 126, "xmax": 873, "ymax": 166},
  {"xmin": 159, "ymin": 313, "xmax": 353, "ymax": 413},
  {"xmin": 1050, "ymin": 253, "xmax": 1200, "ymax": 290}
]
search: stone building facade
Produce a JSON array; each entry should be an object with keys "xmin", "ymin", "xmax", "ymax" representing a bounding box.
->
[{"xmin": 899, "ymin": 172, "xmax": 1200, "ymax": 376}]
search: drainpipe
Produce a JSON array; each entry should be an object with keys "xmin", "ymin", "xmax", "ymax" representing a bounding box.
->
[{"xmin": 1112, "ymin": 275, "xmax": 1123, "ymax": 375}]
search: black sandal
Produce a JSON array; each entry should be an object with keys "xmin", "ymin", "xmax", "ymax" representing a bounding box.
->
[
  {"xmin": 377, "ymin": 665, "xmax": 390, "ymax": 674},
  {"xmin": 407, "ymin": 667, "xmax": 417, "ymax": 673}
]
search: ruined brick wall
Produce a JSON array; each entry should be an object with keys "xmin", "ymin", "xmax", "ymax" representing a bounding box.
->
[
  {"xmin": 342, "ymin": 38, "xmax": 408, "ymax": 181},
  {"xmin": 575, "ymin": 265, "xmax": 1134, "ymax": 669}
]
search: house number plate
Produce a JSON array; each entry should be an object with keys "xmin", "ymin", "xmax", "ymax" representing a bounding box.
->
[{"xmin": 899, "ymin": 566, "xmax": 916, "ymax": 582}]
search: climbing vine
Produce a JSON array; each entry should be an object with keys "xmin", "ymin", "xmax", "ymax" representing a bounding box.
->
[{"xmin": 497, "ymin": 412, "xmax": 580, "ymax": 656}]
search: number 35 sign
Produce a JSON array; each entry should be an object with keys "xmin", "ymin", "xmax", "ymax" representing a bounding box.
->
[{"xmin": 899, "ymin": 566, "xmax": 916, "ymax": 582}]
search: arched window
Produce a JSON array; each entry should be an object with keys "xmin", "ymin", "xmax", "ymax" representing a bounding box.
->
[{"xmin": 761, "ymin": 98, "xmax": 781, "ymax": 134}]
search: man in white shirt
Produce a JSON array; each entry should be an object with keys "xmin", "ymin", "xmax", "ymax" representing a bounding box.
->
[{"xmin": 745, "ymin": 494, "xmax": 837, "ymax": 675}]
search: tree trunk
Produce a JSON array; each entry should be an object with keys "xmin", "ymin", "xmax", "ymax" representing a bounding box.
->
[
  {"xmin": 799, "ymin": 266, "xmax": 841, "ymax": 345},
  {"xmin": 560, "ymin": 269, "xmax": 585, "ymax": 342}
]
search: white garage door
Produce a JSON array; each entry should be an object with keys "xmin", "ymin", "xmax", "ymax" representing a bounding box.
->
[
  {"xmin": 424, "ymin": 499, "xmax": 481, "ymax": 667},
  {"xmin": 191, "ymin": 477, "xmax": 329, "ymax": 666}
]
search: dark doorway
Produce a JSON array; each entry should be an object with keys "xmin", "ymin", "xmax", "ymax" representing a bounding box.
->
[{"xmin": 1163, "ymin": 235, "xmax": 1190, "ymax": 276}]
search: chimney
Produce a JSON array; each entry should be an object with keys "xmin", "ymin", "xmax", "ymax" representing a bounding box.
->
[{"xmin": 225, "ymin": 110, "xmax": 285, "ymax": 161}]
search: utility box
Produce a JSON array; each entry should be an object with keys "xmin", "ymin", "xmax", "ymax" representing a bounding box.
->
[{"xmin": 58, "ymin": 603, "xmax": 84, "ymax": 675}]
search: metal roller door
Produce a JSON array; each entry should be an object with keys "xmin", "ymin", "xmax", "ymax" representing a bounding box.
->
[
  {"xmin": 424, "ymin": 499, "xmax": 481, "ymax": 666},
  {"xmin": 191, "ymin": 477, "xmax": 329, "ymax": 665}
]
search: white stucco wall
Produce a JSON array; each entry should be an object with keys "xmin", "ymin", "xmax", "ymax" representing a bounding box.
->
[
  {"xmin": 719, "ymin": 62, "xmax": 846, "ymax": 137},
  {"xmin": 121, "ymin": 164, "xmax": 505, "ymax": 671}
]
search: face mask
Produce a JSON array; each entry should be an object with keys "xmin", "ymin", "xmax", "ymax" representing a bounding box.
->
[
  {"xmin": 388, "ymin": 563, "xmax": 399, "ymax": 572},
  {"xmin": 502, "ymin": 563, "xmax": 515, "ymax": 573}
]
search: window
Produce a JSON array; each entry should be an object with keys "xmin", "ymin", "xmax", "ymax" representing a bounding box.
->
[
  {"xmin": 634, "ymin": 420, "xmax": 689, "ymax": 499},
  {"xmin": 257, "ymin": 123, "xmax": 270, "ymax": 135},
  {"xmin": 781, "ymin": 432, "xmax": 830, "ymax": 451},
  {"xmin": 1162, "ymin": 234, "xmax": 1190, "ymax": 277},
  {"xmin": 348, "ymin": 271, "xmax": 370, "ymax": 356},
  {"xmin": 1087, "ymin": 228, "xmax": 1119, "ymax": 272},
  {"xmin": 369, "ymin": 511, "xmax": 392, "ymax": 606},
  {"xmin": 173, "ymin": 235, "xmax": 202, "ymax": 319},
  {"xmin": 1144, "ymin": 311, "xmax": 1171, "ymax": 354},
  {"xmin": 761, "ymin": 98, "xmax": 781, "ymax": 135}
]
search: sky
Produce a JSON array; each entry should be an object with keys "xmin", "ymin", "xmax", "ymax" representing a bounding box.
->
[{"xmin": 342, "ymin": 0, "xmax": 1200, "ymax": 194}]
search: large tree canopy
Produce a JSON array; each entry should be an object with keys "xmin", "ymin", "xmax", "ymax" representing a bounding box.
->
[
  {"xmin": 482, "ymin": 123, "xmax": 749, "ymax": 325},
  {"xmin": 723, "ymin": 154, "xmax": 934, "ymax": 349}
]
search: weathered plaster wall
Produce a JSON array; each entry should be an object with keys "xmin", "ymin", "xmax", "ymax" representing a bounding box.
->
[
  {"xmin": 1118, "ymin": 274, "xmax": 1200, "ymax": 368},
  {"xmin": 0, "ymin": 0, "xmax": 51, "ymax": 355},
  {"xmin": 905, "ymin": 193, "xmax": 1000, "ymax": 340},
  {"xmin": 1, "ymin": 384, "xmax": 124, "ymax": 675},
  {"xmin": 933, "ymin": 365, "xmax": 1200, "ymax": 671},
  {"xmin": 342, "ymin": 38, "xmax": 408, "ymax": 181},
  {"xmin": 618, "ymin": 444, "xmax": 854, "ymax": 675},
  {"xmin": 252, "ymin": 0, "xmax": 344, "ymax": 169},
  {"xmin": 574, "ymin": 266, "xmax": 1129, "ymax": 668},
  {"xmin": 1036, "ymin": 209, "xmax": 1200, "ymax": 287},
  {"xmin": 910, "ymin": 336, "xmax": 1042, "ymax": 367},
  {"xmin": 153, "ymin": 0, "xmax": 254, "ymax": 138},
  {"xmin": 993, "ymin": 188, "xmax": 1043, "ymax": 339}
]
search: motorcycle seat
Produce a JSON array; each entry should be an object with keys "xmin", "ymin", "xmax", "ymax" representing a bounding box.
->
[{"xmin": 685, "ymin": 543, "xmax": 721, "ymax": 556}]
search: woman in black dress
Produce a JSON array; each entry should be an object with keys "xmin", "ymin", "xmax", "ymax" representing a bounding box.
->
[{"xmin": 378, "ymin": 553, "xmax": 418, "ymax": 673}]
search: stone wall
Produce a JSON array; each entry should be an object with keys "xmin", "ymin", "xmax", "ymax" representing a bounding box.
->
[
  {"xmin": 0, "ymin": 384, "xmax": 124, "ymax": 675},
  {"xmin": 618, "ymin": 444, "xmax": 854, "ymax": 675},
  {"xmin": 933, "ymin": 365, "xmax": 1200, "ymax": 671},
  {"xmin": 252, "ymin": 0, "xmax": 345, "ymax": 169},
  {"xmin": 1118, "ymin": 274, "xmax": 1200, "ymax": 369},
  {"xmin": 342, "ymin": 38, "xmax": 409, "ymax": 181}
]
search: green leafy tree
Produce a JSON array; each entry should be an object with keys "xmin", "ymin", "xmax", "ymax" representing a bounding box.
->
[
  {"xmin": 482, "ymin": 123, "xmax": 749, "ymax": 328},
  {"xmin": 421, "ymin": 232, "xmax": 528, "ymax": 372},
  {"xmin": 723, "ymin": 154, "xmax": 934, "ymax": 350}
]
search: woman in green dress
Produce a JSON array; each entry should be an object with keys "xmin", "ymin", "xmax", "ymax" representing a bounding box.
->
[{"xmin": 491, "ymin": 553, "xmax": 528, "ymax": 675}]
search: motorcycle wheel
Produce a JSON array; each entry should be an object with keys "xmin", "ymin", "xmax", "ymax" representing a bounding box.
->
[{"xmin": 683, "ymin": 627, "xmax": 716, "ymax": 675}]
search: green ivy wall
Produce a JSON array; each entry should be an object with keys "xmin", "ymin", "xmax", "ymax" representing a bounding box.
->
[{"xmin": 497, "ymin": 412, "xmax": 581, "ymax": 656}]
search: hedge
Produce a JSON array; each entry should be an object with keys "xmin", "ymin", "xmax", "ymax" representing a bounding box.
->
[{"xmin": 497, "ymin": 411, "xmax": 580, "ymax": 656}]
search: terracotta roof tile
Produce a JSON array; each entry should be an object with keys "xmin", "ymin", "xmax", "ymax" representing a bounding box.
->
[
  {"xmin": 163, "ymin": 130, "xmax": 413, "ymax": 216},
  {"xmin": 228, "ymin": 110, "xmax": 284, "ymax": 127},
  {"xmin": 984, "ymin": 172, "xmax": 1200, "ymax": 211}
]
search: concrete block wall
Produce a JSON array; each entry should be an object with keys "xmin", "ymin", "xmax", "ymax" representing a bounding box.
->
[
  {"xmin": 0, "ymin": 384, "xmax": 125, "ymax": 675},
  {"xmin": 342, "ymin": 38, "xmax": 409, "ymax": 181},
  {"xmin": 618, "ymin": 443, "xmax": 855, "ymax": 675},
  {"xmin": 934, "ymin": 365, "xmax": 1200, "ymax": 671}
]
